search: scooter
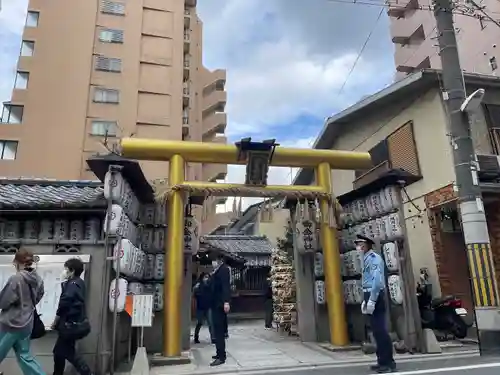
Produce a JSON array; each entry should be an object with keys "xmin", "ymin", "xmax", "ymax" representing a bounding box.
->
[{"xmin": 416, "ymin": 269, "xmax": 472, "ymax": 339}]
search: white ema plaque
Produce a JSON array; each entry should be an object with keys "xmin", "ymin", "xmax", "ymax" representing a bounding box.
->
[{"xmin": 131, "ymin": 294, "xmax": 154, "ymax": 327}]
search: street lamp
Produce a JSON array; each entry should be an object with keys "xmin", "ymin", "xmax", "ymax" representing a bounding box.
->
[{"xmin": 460, "ymin": 89, "xmax": 485, "ymax": 113}]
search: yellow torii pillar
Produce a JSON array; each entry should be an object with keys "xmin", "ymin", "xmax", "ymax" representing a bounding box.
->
[{"xmin": 120, "ymin": 138, "xmax": 372, "ymax": 357}]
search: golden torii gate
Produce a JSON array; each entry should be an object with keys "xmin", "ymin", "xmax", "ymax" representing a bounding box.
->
[{"xmin": 120, "ymin": 137, "xmax": 372, "ymax": 357}]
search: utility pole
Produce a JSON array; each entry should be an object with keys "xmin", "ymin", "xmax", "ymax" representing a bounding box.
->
[{"xmin": 433, "ymin": 0, "xmax": 500, "ymax": 354}]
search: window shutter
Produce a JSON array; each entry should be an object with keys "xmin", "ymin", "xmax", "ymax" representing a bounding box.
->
[
  {"xmin": 94, "ymin": 88, "xmax": 120, "ymax": 103},
  {"xmin": 95, "ymin": 56, "xmax": 122, "ymax": 72},
  {"xmin": 91, "ymin": 121, "xmax": 118, "ymax": 136},
  {"xmin": 387, "ymin": 121, "xmax": 421, "ymax": 176},
  {"xmin": 101, "ymin": 1, "xmax": 125, "ymax": 15},
  {"xmin": 99, "ymin": 28, "xmax": 124, "ymax": 43}
]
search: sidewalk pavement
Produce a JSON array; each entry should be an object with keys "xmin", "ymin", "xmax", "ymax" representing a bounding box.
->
[{"xmin": 150, "ymin": 320, "xmax": 479, "ymax": 375}]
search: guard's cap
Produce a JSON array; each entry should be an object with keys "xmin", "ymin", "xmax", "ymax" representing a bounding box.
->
[{"xmin": 354, "ymin": 234, "xmax": 375, "ymax": 246}]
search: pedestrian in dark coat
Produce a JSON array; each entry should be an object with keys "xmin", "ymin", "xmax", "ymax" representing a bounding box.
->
[
  {"xmin": 193, "ymin": 273, "xmax": 213, "ymax": 343},
  {"xmin": 51, "ymin": 258, "xmax": 92, "ymax": 375},
  {"xmin": 209, "ymin": 254, "xmax": 231, "ymax": 366},
  {"xmin": 264, "ymin": 277, "xmax": 273, "ymax": 329}
]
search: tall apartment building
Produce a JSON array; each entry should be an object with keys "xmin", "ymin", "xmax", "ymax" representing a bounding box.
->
[
  {"xmin": 0, "ymin": 0, "xmax": 228, "ymax": 231},
  {"xmin": 389, "ymin": 0, "xmax": 500, "ymax": 79}
]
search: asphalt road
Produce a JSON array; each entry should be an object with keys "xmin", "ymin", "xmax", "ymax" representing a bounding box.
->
[{"xmin": 223, "ymin": 355, "xmax": 500, "ymax": 375}]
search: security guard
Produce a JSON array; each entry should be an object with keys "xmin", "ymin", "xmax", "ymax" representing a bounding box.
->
[{"xmin": 356, "ymin": 234, "xmax": 396, "ymax": 373}]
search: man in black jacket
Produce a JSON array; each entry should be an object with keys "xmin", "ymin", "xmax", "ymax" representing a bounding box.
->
[
  {"xmin": 209, "ymin": 253, "xmax": 231, "ymax": 366},
  {"xmin": 51, "ymin": 258, "xmax": 92, "ymax": 375}
]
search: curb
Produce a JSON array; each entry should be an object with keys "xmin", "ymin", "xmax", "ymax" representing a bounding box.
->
[{"xmin": 183, "ymin": 349, "xmax": 480, "ymax": 375}]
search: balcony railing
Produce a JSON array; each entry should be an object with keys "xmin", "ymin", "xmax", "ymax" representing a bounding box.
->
[
  {"xmin": 184, "ymin": 8, "xmax": 190, "ymax": 27},
  {"xmin": 183, "ymin": 116, "xmax": 189, "ymax": 125},
  {"xmin": 184, "ymin": 58, "xmax": 190, "ymax": 68},
  {"xmin": 183, "ymin": 84, "xmax": 190, "ymax": 95},
  {"xmin": 489, "ymin": 127, "xmax": 500, "ymax": 155}
]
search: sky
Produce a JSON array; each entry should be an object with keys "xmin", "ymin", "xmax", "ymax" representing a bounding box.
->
[
  {"xmin": 0, "ymin": 0, "xmax": 396, "ymax": 210},
  {"xmin": 196, "ymin": 0, "xmax": 395, "ymax": 210}
]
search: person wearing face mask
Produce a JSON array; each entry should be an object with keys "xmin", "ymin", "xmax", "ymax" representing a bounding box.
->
[
  {"xmin": 0, "ymin": 248, "xmax": 45, "ymax": 375},
  {"xmin": 357, "ymin": 234, "xmax": 395, "ymax": 373},
  {"xmin": 51, "ymin": 258, "xmax": 92, "ymax": 375},
  {"xmin": 209, "ymin": 253, "xmax": 231, "ymax": 366}
]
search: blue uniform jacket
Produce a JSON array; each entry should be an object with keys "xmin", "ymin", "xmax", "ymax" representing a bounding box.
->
[{"xmin": 362, "ymin": 250, "xmax": 386, "ymax": 302}]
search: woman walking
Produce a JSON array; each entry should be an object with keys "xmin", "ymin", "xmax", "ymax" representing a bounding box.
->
[
  {"xmin": 0, "ymin": 248, "xmax": 46, "ymax": 375},
  {"xmin": 193, "ymin": 273, "xmax": 213, "ymax": 343},
  {"xmin": 51, "ymin": 258, "xmax": 92, "ymax": 375}
]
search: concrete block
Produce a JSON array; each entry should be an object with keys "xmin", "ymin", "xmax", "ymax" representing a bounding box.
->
[
  {"xmin": 149, "ymin": 351, "xmax": 191, "ymax": 367},
  {"xmin": 131, "ymin": 347, "xmax": 149, "ymax": 375},
  {"xmin": 423, "ymin": 328, "xmax": 442, "ymax": 354}
]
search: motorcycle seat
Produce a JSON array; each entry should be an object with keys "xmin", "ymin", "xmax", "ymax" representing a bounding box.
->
[{"xmin": 431, "ymin": 295, "xmax": 454, "ymax": 308}]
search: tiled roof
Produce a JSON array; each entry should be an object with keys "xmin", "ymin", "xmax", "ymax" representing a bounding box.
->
[
  {"xmin": 200, "ymin": 235, "xmax": 273, "ymax": 255},
  {"xmin": 0, "ymin": 178, "xmax": 105, "ymax": 209}
]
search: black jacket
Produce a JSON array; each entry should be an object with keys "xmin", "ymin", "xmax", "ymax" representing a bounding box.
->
[
  {"xmin": 265, "ymin": 281, "xmax": 273, "ymax": 300},
  {"xmin": 194, "ymin": 281, "xmax": 212, "ymax": 311},
  {"xmin": 210, "ymin": 264, "xmax": 231, "ymax": 309},
  {"xmin": 56, "ymin": 277, "xmax": 86, "ymax": 324}
]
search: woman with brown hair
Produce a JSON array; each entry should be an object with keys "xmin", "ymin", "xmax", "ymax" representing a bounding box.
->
[{"xmin": 0, "ymin": 248, "xmax": 45, "ymax": 375}]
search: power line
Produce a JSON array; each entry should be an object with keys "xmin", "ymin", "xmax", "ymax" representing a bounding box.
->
[
  {"xmin": 326, "ymin": 0, "xmax": 500, "ymax": 16},
  {"xmin": 283, "ymin": 0, "xmax": 491, "ymax": 184},
  {"xmin": 338, "ymin": 7, "xmax": 385, "ymax": 95}
]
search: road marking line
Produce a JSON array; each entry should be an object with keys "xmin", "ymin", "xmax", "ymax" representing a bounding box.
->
[
  {"xmin": 390, "ymin": 362, "xmax": 500, "ymax": 375},
  {"xmin": 206, "ymin": 354, "xmax": 486, "ymax": 375}
]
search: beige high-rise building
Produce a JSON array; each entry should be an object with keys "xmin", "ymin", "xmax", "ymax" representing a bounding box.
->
[
  {"xmin": 389, "ymin": 0, "xmax": 500, "ymax": 79},
  {"xmin": 0, "ymin": 0, "xmax": 228, "ymax": 232}
]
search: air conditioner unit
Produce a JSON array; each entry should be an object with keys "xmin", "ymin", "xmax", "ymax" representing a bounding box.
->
[{"xmin": 477, "ymin": 154, "xmax": 500, "ymax": 181}]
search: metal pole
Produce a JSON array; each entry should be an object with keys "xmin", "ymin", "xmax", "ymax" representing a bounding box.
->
[
  {"xmin": 164, "ymin": 154, "xmax": 186, "ymax": 356},
  {"xmin": 316, "ymin": 162, "xmax": 349, "ymax": 346},
  {"xmin": 395, "ymin": 185, "xmax": 423, "ymax": 353},
  {"xmin": 110, "ymin": 166, "xmax": 123, "ymax": 374},
  {"xmin": 97, "ymin": 164, "xmax": 121, "ymax": 374},
  {"xmin": 433, "ymin": 0, "xmax": 500, "ymax": 354}
]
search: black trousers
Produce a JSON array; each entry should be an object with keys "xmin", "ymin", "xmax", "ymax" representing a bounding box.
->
[
  {"xmin": 194, "ymin": 309, "xmax": 213, "ymax": 340},
  {"xmin": 53, "ymin": 335, "xmax": 92, "ymax": 375},
  {"xmin": 224, "ymin": 312, "xmax": 228, "ymax": 336},
  {"xmin": 264, "ymin": 299, "xmax": 273, "ymax": 327},
  {"xmin": 364, "ymin": 292, "xmax": 394, "ymax": 367},
  {"xmin": 212, "ymin": 307, "xmax": 227, "ymax": 360}
]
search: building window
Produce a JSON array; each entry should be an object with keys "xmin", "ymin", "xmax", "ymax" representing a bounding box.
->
[
  {"xmin": 1, "ymin": 105, "xmax": 24, "ymax": 124},
  {"xmin": 95, "ymin": 56, "xmax": 122, "ymax": 72},
  {"xmin": 100, "ymin": 0, "xmax": 125, "ymax": 15},
  {"xmin": 99, "ymin": 28, "xmax": 124, "ymax": 43},
  {"xmin": 91, "ymin": 120, "xmax": 118, "ymax": 136},
  {"xmin": 21, "ymin": 41, "xmax": 34, "ymax": 57},
  {"xmin": 0, "ymin": 140, "xmax": 18, "ymax": 160},
  {"xmin": 26, "ymin": 11, "xmax": 39, "ymax": 27},
  {"xmin": 93, "ymin": 88, "xmax": 120, "ymax": 103},
  {"xmin": 14, "ymin": 72, "xmax": 29, "ymax": 90}
]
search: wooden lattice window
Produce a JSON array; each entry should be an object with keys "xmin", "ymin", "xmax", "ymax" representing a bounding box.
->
[{"xmin": 387, "ymin": 121, "xmax": 421, "ymax": 176}]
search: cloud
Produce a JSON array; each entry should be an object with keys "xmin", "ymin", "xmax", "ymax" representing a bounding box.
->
[
  {"xmin": 198, "ymin": 0, "xmax": 394, "ymax": 139},
  {"xmin": 198, "ymin": 0, "xmax": 395, "ymax": 212},
  {"xmin": 0, "ymin": 0, "xmax": 29, "ymax": 104}
]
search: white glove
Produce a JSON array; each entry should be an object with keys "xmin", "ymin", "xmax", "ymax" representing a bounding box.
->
[
  {"xmin": 366, "ymin": 300, "xmax": 376, "ymax": 315},
  {"xmin": 361, "ymin": 301, "xmax": 367, "ymax": 314}
]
